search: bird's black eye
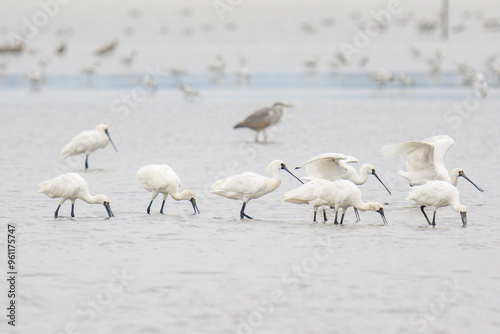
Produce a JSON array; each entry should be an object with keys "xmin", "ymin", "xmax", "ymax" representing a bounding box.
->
[
  {"xmin": 372, "ymin": 169, "xmax": 376, "ymax": 173},
  {"xmin": 281, "ymin": 163, "xmax": 286, "ymax": 169},
  {"xmin": 459, "ymin": 171, "xmax": 464, "ymax": 176}
]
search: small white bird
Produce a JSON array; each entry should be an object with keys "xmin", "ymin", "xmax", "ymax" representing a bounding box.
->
[
  {"xmin": 370, "ymin": 69, "xmax": 393, "ymax": 87},
  {"xmin": 179, "ymin": 85, "xmax": 200, "ymax": 101},
  {"xmin": 136, "ymin": 164, "xmax": 199, "ymax": 215},
  {"xmin": 408, "ymin": 181, "xmax": 467, "ymax": 227},
  {"xmin": 382, "ymin": 135, "xmax": 483, "ymax": 191},
  {"xmin": 284, "ymin": 178, "xmax": 331, "ymax": 222},
  {"xmin": 208, "ymin": 55, "xmax": 226, "ymax": 74},
  {"xmin": 473, "ymin": 73, "xmax": 488, "ymax": 98},
  {"xmin": 315, "ymin": 180, "xmax": 387, "ymax": 225},
  {"xmin": 61, "ymin": 124, "xmax": 118, "ymax": 169},
  {"xmin": 234, "ymin": 103, "xmax": 294, "ymax": 143},
  {"xmin": 211, "ymin": 160, "xmax": 303, "ymax": 219},
  {"xmin": 39, "ymin": 172, "xmax": 114, "ymax": 218}
]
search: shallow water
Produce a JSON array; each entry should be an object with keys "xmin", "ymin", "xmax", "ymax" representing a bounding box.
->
[{"xmin": 1, "ymin": 88, "xmax": 500, "ymax": 333}]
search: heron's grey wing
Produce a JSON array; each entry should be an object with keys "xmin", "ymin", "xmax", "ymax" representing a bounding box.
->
[{"xmin": 236, "ymin": 108, "xmax": 274, "ymax": 130}]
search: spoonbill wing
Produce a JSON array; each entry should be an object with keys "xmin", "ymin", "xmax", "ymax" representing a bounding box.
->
[
  {"xmin": 296, "ymin": 153, "xmax": 354, "ymax": 180},
  {"xmin": 39, "ymin": 173, "xmax": 84, "ymax": 199},
  {"xmin": 137, "ymin": 165, "xmax": 180, "ymax": 192},
  {"xmin": 422, "ymin": 135, "xmax": 454, "ymax": 166},
  {"xmin": 60, "ymin": 130, "xmax": 103, "ymax": 157},
  {"xmin": 382, "ymin": 141, "xmax": 436, "ymax": 173},
  {"xmin": 211, "ymin": 172, "xmax": 267, "ymax": 199}
]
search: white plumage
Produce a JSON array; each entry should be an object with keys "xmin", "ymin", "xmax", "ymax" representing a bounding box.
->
[
  {"xmin": 136, "ymin": 164, "xmax": 199, "ymax": 215},
  {"xmin": 407, "ymin": 180, "xmax": 467, "ymax": 227},
  {"xmin": 39, "ymin": 172, "xmax": 114, "ymax": 218},
  {"xmin": 61, "ymin": 124, "xmax": 118, "ymax": 169},
  {"xmin": 315, "ymin": 180, "xmax": 387, "ymax": 225},
  {"xmin": 382, "ymin": 135, "xmax": 483, "ymax": 191},
  {"xmin": 211, "ymin": 160, "xmax": 303, "ymax": 219},
  {"xmin": 284, "ymin": 178, "xmax": 331, "ymax": 222}
]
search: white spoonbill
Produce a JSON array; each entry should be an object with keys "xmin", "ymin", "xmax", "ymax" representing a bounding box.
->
[
  {"xmin": 295, "ymin": 153, "xmax": 391, "ymax": 221},
  {"xmin": 382, "ymin": 135, "xmax": 483, "ymax": 191},
  {"xmin": 136, "ymin": 164, "xmax": 200, "ymax": 215},
  {"xmin": 284, "ymin": 178, "xmax": 331, "ymax": 222},
  {"xmin": 39, "ymin": 172, "xmax": 114, "ymax": 218},
  {"xmin": 316, "ymin": 180, "xmax": 387, "ymax": 225},
  {"xmin": 234, "ymin": 103, "xmax": 294, "ymax": 143},
  {"xmin": 407, "ymin": 181, "xmax": 467, "ymax": 227},
  {"xmin": 61, "ymin": 124, "xmax": 118, "ymax": 169},
  {"xmin": 211, "ymin": 160, "xmax": 303, "ymax": 219}
]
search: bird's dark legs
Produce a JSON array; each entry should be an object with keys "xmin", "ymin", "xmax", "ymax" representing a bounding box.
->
[
  {"xmin": 85, "ymin": 155, "xmax": 89, "ymax": 169},
  {"xmin": 334, "ymin": 211, "xmax": 339, "ymax": 224},
  {"xmin": 420, "ymin": 206, "xmax": 432, "ymax": 225},
  {"xmin": 71, "ymin": 204, "xmax": 75, "ymax": 218},
  {"xmin": 313, "ymin": 210, "xmax": 317, "ymax": 222},
  {"xmin": 354, "ymin": 208, "xmax": 360, "ymax": 222},
  {"xmin": 160, "ymin": 200, "xmax": 166, "ymax": 214},
  {"xmin": 432, "ymin": 211, "xmax": 436, "ymax": 227},
  {"xmin": 240, "ymin": 202, "xmax": 253, "ymax": 220},
  {"xmin": 323, "ymin": 208, "xmax": 328, "ymax": 222},
  {"xmin": 340, "ymin": 213, "xmax": 345, "ymax": 225},
  {"xmin": 54, "ymin": 205, "xmax": 61, "ymax": 218},
  {"xmin": 147, "ymin": 200, "xmax": 154, "ymax": 214}
]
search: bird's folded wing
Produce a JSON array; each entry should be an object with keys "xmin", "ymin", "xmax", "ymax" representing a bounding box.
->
[
  {"xmin": 237, "ymin": 108, "xmax": 273, "ymax": 129},
  {"xmin": 60, "ymin": 130, "xmax": 100, "ymax": 156}
]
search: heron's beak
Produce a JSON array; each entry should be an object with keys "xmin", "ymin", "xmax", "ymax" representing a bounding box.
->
[
  {"xmin": 372, "ymin": 171, "xmax": 391, "ymax": 195},
  {"xmin": 104, "ymin": 202, "xmax": 115, "ymax": 218},
  {"xmin": 190, "ymin": 198, "xmax": 200, "ymax": 214},
  {"xmin": 378, "ymin": 208, "xmax": 388, "ymax": 225},
  {"xmin": 460, "ymin": 173, "xmax": 484, "ymax": 192},
  {"xmin": 282, "ymin": 165, "xmax": 304, "ymax": 184},
  {"xmin": 104, "ymin": 129, "xmax": 118, "ymax": 152},
  {"xmin": 460, "ymin": 211, "xmax": 467, "ymax": 227}
]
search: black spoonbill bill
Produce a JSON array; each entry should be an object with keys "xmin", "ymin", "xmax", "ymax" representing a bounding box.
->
[
  {"xmin": 61, "ymin": 124, "xmax": 118, "ymax": 169},
  {"xmin": 39, "ymin": 172, "xmax": 114, "ymax": 218},
  {"xmin": 211, "ymin": 160, "xmax": 303, "ymax": 220},
  {"xmin": 136, "ymin": 164, "xmax": 200, "ymax": 215}
]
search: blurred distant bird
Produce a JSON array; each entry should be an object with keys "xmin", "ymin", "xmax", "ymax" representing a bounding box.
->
[
  {"xmin": 409, "ymin": 46, "xmax": 421, "ymax": 58},
  {"xmin": 382, "ymin": 135, "xmax": 483, "ymax": 191},
  {"xmin": 208, "ymin": 55, "xmax": 226, "ymax": 75},
  {"xmin": 301, "ymin": 22, "xmax": 316, "ymax": 34},
  {"xmin": 303, "ymin": 56, "xmax": 320, "ymax": 72},
  {"xmin": 121, "ymin": 50, "xmax": 137, "ymax": 66},
  {"xmin": 396, "ymin": 73, "xmax": 415, "ymax": 86},
  {"xmin": 55, "ymin": 41, "xmax": 66, "ymax": 56},
  {"xmin": 61, "ymin": 124, "xmax": 118, "ymax": 169},
  {"xmin": 94, "ymin": 40, "xmax": 118, "ymax": 56},
  {"xmin": 473, "ymin": 73, "xmax": 488, "ymax": 98},
  {"xmin": 136, "ymin": 164, "xmax": 199, "ymax": 215},
  {"xmin": 142, "ymin": 75, "xmax": 159, "ymax": 91},
  {"xmin": 82, "ymin": 61, "xmax": 100, "ymax": 86},
  {"xmin": 179, "ymin": 85, "xmax": 200, "ymax": 101},
  {"xmin": 39, "ymin": 172, "xmax": 114, "ymax": 218},
  {"xmin": 370, "ymin": 69, "xmax": 393, "ymax": 87},
  {"xmin": 211, "ymin": 160, "xmax": 303, "ymax": 219},
  {"xmin": 408, "ymin": 181, "xmax": 467, "ymax": 227},
  {"xmin": 457, "ymin": 61, "xmax": 475, "ymax": 85},
  {"xmin": 234, "ymin": 102, "xmax": 293, "ymax": 143},
  {"xmin": 25, "ymin": 70, "xmax": 45, "ymax": 90}
]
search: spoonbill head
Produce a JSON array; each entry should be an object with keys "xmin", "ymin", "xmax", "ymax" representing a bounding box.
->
[
  {"xmin": 316, "ymin": 180, "xmax": 387, "ymax": 225},
  {"xmin": 211, "ymin": 160, "xmax": 302, "ymax": 219},
  {"xmin": 61, "ymin": 124, "xmax": 118, "ymax": 169},
  {"xmin": 234, "ymin": 103, "xmax": 294, "ymax": 143},
  {"xmin": 136, "ymin": 164, "xmax": 200, "ymax": 215},
  {"xmin": 449, "ymin": 168, "xmax": 484, "ymax": 192},
  {"xmin": 407, "ymin": 180, "xmax": 467, "ymax": 227},
  {"xmin": 39, "ymin": 172, "xmax": 114, "ymax": 218}
]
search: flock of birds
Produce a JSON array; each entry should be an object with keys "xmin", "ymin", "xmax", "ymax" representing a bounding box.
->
[{"xmin": 39, "ymin": 105, "xmax": 483, "ymax": 228}]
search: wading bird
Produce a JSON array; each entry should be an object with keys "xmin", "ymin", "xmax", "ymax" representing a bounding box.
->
[
  {"xmin": 407, "ymin": 180, "xmax": 467, "ymax": 227},
  {"xmin": 284, "ymin": 178, "xmax": 331, "ymax": 222},
  {"xmin": 295, "ymin": 153, "xmax": 391, "ymax": 221},
  {"xmin": 211, "ymin": 160, "xmax": 303, "ymax": 219},
  {"xmin": 136, "ymin": 164, "xmax": 199, "ymax": 215},
  {"xmin": 61, "ymin": 124, "xmax": 118, "ymax": 170},
  {"xmin": 316, "ymin": 180, "xmax": 387, "ymax": 225},
  {"xmin": 382, "ymin": 135, "xmax": 483, "ymax": 191},
  {"xmin": 39, "ymin": 173, "xmax": 114, "ymax": 218},
  {"xmin": 234, "ymin": 102, "xmax": 294, "ymax": 143}
]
